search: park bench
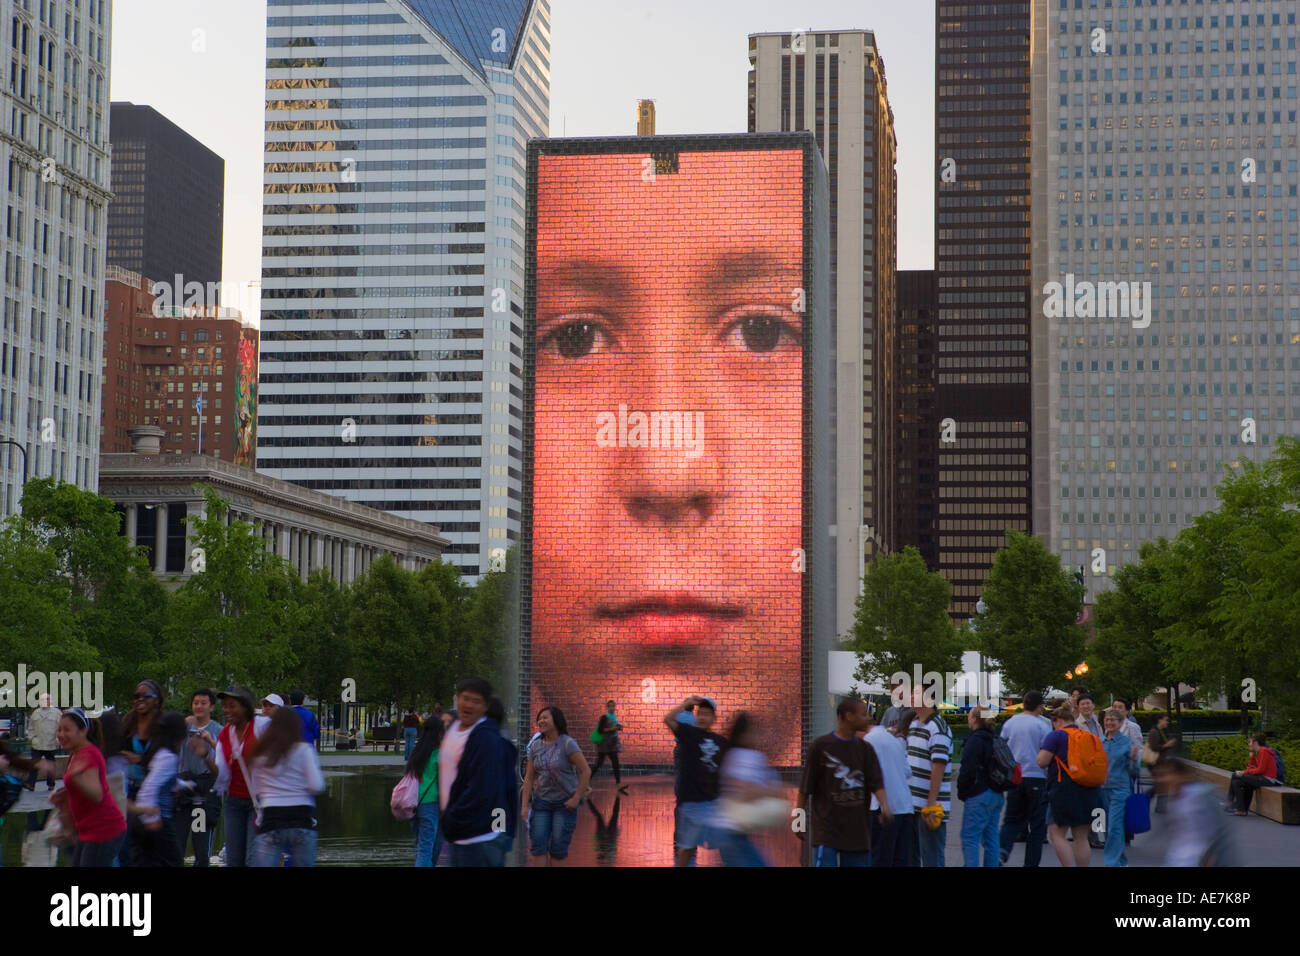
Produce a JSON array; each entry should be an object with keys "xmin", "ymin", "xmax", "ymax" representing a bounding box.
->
[{"xmin": 1187, "ymin": 760, "xmax": 1300, "ymax": 825}]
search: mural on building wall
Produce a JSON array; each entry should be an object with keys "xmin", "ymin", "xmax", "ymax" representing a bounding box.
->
[{"xmin": 235, "ymin": 334, "xmax": 257, "ymax": 466}]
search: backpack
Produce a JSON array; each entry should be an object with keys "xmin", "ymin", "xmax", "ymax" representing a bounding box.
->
[
  {"xmin": 390, "ymin": 773, "xmax": 420, "ymax": 821},
  {"xmin": 1265, "ymin": 746, "xmax": 1286, "ymax": 785},
  {"xmin": 1055, "ymin": 727, "xmax": 1108, "ymax": 788},
  {"xmin": 985, "ymin": 735, "xmax": 1022, "ymax": 793},
  {"xmin": 0, "ymin": 774, "xmax": 24, "ymax": 816}
]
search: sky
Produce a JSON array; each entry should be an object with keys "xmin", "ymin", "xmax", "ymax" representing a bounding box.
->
[{"xmin": 109, "ymin": 0, "xmax": 937, "ymax": 321}]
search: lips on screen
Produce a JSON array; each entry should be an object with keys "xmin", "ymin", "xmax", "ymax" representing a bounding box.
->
[{"xmin": 530, "ymin": 148, "xmax": 806, "ymax": 766}]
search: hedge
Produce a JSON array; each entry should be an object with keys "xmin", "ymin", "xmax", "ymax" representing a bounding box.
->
[{"xmin": 1187, "ymin": 736, "xmax": 1299, "ymax": 785}]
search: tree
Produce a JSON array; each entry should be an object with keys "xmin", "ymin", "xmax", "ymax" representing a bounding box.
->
[
  {"xmin": 977, "ymin": 530, "xmax": 1086, "ymax": 696},
  {"xmin": 294, "ymin": 567, "xmax": 353, "ymax": 715},
  {"xmin": 463, "ymin": 544, "xmax": 518, "ymax": 699},
  {"xmin": 348, "ymin": 554, "xmax": 439, "ymax": 713},
  {"xmin": 1090, "ymin": 538, "xmax": 1178, "ymax": 708},
  {"xmin": 850, "ymin": 546, "xmax": 963, "ymax": 688},
  {"xmin": 161, "ymin": 487, "xmax": 303, "ymax": 693}
]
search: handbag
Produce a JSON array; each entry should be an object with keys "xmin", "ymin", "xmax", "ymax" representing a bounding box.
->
[
  {"xmin": 717, "ymin": 796, "xmax": 788, "ymax": 834},
  {"xmin": 1140, "ymin": 743, "xmax": 1160, "ymax": 767},
  {"xmin": 1124, "ymin": 792, "xmax": 1152, "ymax": 835}
]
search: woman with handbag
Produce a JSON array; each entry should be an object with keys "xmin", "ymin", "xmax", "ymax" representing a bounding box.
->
[
  {"xmin": 404, "ymin": 718, "xmax": 445, "ymax": 866},
  {"xmin": 50, "ymin": 707, "xmax": 127, "ymax": 867},
  {"xmin": 714, "ymin": 711, "xmax": 787, "ymax": 867},
  {"xmin": 214, "ymin": 685, "xmax": 267, "ymax": 867}
]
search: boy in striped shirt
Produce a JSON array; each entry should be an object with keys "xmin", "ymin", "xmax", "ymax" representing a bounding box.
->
[{"xmin": 906, "ymin": 698, "xmax": 952, "ymax": 867}]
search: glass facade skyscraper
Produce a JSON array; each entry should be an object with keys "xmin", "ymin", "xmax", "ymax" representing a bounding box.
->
[
  {"xmin": 1032, "ymin": 0, "xmax": 1300, "ymax": 602},
  {"xmin": 258, "ymin": 0, "xmax": 550, "ymax": 577}
]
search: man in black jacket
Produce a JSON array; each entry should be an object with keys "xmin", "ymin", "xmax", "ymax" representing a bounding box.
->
[{"xmin": 440, "ymin": 677, "xmax": 518, "ymax": 866}]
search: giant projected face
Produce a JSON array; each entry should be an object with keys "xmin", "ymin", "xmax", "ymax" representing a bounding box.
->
[{"xmin": 531, "ymin": 148, "xmax": 804, "ymax": 766}]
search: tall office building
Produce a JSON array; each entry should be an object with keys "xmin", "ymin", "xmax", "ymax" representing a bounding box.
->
[
  {"xmin": 895, "ymin": 270, "xmax": 940, "ymax": 569},
  {"xmin": 258, "ymin": 0, "xmax": 550, "ymax": 577},
  {"xmin": 1031, "ymin": 0, "xmax": 1300, "ymax": 602},
  {"xmin": 935, "ymin": 1, "xmax": 1034, "ymax": 618},
  {"xmin": 749, "ymin": 30, "xmax": 898, "ymax": 641},
  {"xmin": 1, "ymin": 0, "xmax": 112, "ymax": 517},
  {"xmin": 107, "ymin": 103, "xmax": 224, "ymax": 288}
]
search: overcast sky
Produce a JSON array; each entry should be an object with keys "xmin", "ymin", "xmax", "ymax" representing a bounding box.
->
[{"xmin": 109, "ymin": 0, "xmax": 936, "ymax": 320}]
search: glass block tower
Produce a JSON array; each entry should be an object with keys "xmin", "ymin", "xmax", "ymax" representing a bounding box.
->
[{"xmin": 258, "ymin": 0, "xmax": 550, "ymax": 577}]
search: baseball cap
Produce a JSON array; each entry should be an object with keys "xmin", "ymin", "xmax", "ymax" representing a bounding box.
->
[{"xmin": 261, "ymin": 693, "xmax": 285, "ymax": 708}]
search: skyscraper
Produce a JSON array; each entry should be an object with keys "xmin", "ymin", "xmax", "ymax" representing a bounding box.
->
[
  {"xmin": 1, "ymin": 0, "xmax": 113, "ymax": 517},
  {"xmin": 1031, "ymin": 0, "xmax": 1300, "ymax": 602},
  {"xmin": 749, "ymin": 29, "xmax": 898, "ymax": 641},
  {"xmin": 895, "ymin": 269, "xmax": 940, "ymax": 569},
  {"xmin": 107, "ymin": 102, "xmax": 225, "ymax": 288},
  {"xmin": 935, "ymin": 1, "xmax": 1033, "ymax": 618},
  {"xmin": 257, "ymin": 0, "xmax": 550, "ymax": 577}
]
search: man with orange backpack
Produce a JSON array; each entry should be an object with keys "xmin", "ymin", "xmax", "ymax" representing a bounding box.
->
[{"xmin": 1036, "ymin": 702, "xmax": 1108, "ymax": 866}]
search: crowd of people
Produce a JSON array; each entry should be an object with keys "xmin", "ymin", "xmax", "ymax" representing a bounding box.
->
[{"xmin": 2, "ymin": 679, "xmax": 1286, "ymax": 868}]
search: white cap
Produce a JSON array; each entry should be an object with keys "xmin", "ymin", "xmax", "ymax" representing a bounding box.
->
[{"xmin": 261, "ymin": 693, "xmax": 285, "ymax": 708}]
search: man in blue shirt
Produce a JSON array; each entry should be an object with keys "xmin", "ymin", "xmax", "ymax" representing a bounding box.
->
[
  {"xmin": 998, "ymin": 690, "xmax": 1052, "ymax": 866},
  {"xmin": 288, "ymin": 690, "xmax": 320, "ymax": 747}
]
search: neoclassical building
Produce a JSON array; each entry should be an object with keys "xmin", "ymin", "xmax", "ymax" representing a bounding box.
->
[{"xmin": 99, "ymin": 426, "xmax": 447, "ymax": 585}]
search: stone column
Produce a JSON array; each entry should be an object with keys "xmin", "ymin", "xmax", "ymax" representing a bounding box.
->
[
  {"xmin": 153, "ymin": 503, "xmax": 168, "ymax": 573},
  {"xmin": 185, "ymin": 499, "xmax": 205, "ymax": 571},
  {"xmin": 344, "ymin": 542, "xmax": 356, "ymax": 583},
  {"xmin": 277, "ymin": 524, "xmax": 290, "ymax": 560},
  {"xmin": 125, "ymin": 503, "xmax": 138, "ymax": 548}
]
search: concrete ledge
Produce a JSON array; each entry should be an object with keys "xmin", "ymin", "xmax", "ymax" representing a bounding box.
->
[{"xmin": 1187, "ymin": 760, "xmax": 1300, "ymax": 825}]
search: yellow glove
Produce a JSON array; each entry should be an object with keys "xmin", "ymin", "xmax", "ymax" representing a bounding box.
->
[{"xmin": 920, "ymin": 803, "xmax": 945, "ymax": 831}]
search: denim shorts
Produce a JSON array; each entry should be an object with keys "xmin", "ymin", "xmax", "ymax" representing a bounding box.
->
[
  {"xmin": 675, "ymin": 800, "xmax": 717, "ymax": 850},
  {"xmin": 528, "ymin": 797, "xmax": 578, "ymax": 859}
]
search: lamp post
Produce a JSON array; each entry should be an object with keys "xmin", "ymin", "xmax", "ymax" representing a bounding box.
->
[
  {"xmin": 973, "ymin": 598, "xmax": 988, "ymax": 709},
  {"xmin": 1, "ymin": 439, "xmax": 29, "ymax": 510}
]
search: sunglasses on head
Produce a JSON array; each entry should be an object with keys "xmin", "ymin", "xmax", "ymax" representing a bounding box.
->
[{"xmin": 133, "ymin": 693, "xmax": 159, "ymax": 700}]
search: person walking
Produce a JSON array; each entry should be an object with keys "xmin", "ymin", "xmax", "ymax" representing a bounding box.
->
[
  {"xmin": 958, "ymin": 706, "xmax": 1003, "ymax": 867},
  {"xmin": 590, "ymin": 699, "xmax": 627, "ymax": 792},
  {"xmin": 176, "ymin": 689, "xmax": 222, "ymax": 867},
  {"xmin": 664, "ymin": 695, "xmax": 727, "ymax": 867},
  {"xmin": 866, "ymin": 706, "xmax": 915, "ymax": 867},
  {"xmin": 798, "ymin": 698, "xmax": 891, "ymax": 867},
  {"xmin": 50, "ymin": 708, "xmax": 127, "ymax": 867},
  {"xmin": 406, "ymin": 718, "xmax": 445, "ymax": 867},
  {"xmin": 440, "ymin": 677, "xmax": 518, "ymax": 866},
  {"xmin": 1156, "ymin": 757, "xmax": 1239, "ymax": 867},
  {"xmin": 128, "ymin": 711, "xmax": 186, "ymax": 866},
  {"xmin": 714, "ymin": 711, "xmax": 786, "ymax": 867},
  {"xmin": 118, "ymin": 679, "xmax": 163, "ymax": 864},
  {"xmin": 246, "ymin": 705, "xmax": 326, "ymax": 867},
  {"xmin": 906, "ymin": 693, "xmax": 953, "ymax": 867},
  {"xmin": 1101, "ymin": 708, "xmax": 1139, "ymax": 866},
  {"xmin": 213, "ymin": 686, "xmax": 267, "ymax": 867},
  {"xmin": 289, "ymin": 691, "xmax": 321, "ymax": 748},
  {"xmin": 521, "ymin": 705, "xmax": 591, "ymax": 866},
  {"xmin": 24, "ymin": 693, "xmax": 60, "ymax": 833},
  {"xmin": 402, "ymin": 709, "xmax": 421, "ymax": 761},
  {"xmin": 998, "ymin": 691, "xmax": 1052, "ymax": 866},
  {"xmin": 1037, "ymin": 702, "xmax": 1102, "ymax": 867}
]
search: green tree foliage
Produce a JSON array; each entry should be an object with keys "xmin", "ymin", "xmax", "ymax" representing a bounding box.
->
[
  {"xmin": 1089, "ymin": 538, "xmax": 1178, "ymax": 706},
  {"xmin": 161, "ymin": 487, "xmax": 303, "ymax": 692},
  {"xmin": 850, "ymin": 546, "xmax": 963, "ymax": 687},
  {"xmin": 294, "ymin": 567, "xmax": 353, "ymax": 711},
  {"xmin": 977, "ymin": 530, "xmax": 1086, "ymax": 696}
]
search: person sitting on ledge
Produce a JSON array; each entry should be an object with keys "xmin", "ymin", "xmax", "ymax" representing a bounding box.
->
[{"xmin": 1224, "ymin": 733, "xmax": 1281, "ymax": 817}]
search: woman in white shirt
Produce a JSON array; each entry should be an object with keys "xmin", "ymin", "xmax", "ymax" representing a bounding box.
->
[
  {"xmin": 127, "ymin": 711, "xmax": 186, "ymax": 866},
  {"xmin": 245, "ymin": 705, "xmax": 326, "ymax": 867},
  {"xmin": 714, "ymin": 711, "xmax": 787, "ymax": 867}
]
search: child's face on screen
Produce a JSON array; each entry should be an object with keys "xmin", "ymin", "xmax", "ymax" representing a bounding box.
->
[{"xmin": 531, "ymin": 150, "xmax": 805, "ymax": 764}]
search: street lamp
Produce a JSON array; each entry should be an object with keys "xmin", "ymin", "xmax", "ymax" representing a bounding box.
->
[{"xmin": 1, "ymin": 439, "xmax": 29, "ymax": 511}]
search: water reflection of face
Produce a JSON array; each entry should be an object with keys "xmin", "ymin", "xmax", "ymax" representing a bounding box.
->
[{"xmin": 532, "ymin": 150, "xmax": 805, "ymax": 765}]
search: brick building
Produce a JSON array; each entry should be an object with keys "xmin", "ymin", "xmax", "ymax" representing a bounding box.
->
[{"xmin": 102, "ymin": 265, "xmax": 258, "ymax": 464}]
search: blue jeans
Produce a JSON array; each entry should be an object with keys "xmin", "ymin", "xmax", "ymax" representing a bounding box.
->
[
  {"xmin": 413, "ymin": 801, "xmax": 442, "ymax": 867},
  {"xmin": 914, "ymin": 815, "xmax": 947, "ymax": 867},
  {"xmin": 448, "ymin": 833, "xmax": 508, "ymax": 867},
  {"xmin": 403, "ymin": 727, "xmax": 418, "ymax": 760},
  {"xmin": 251, "ymin": 827, "xmax": 318, "ymax": 867},
  {"xmin": 73, "ymin": 833, "xmax": 126, "ymax": 867},
  {"xmin": 961, "ymin": 788, "xmax": 1003, "ymax": 867},
  {"xmin": 814, "ymin": 845, "xmax": 871, "ymax": 867},
  {"xmin": 1103, "ymin": 787, "xmax": 1129, "ymax": 867},
  {"xmin": 528, "ymin": 797, "xmax": 578, "ymax": 860},
  {"xmin": 223, "ymin": 796, "xmax": 257, "ymax": 867},
  {"xmin": 999, "ymin": 777, "xmax": 1048, "ymax": 866}
]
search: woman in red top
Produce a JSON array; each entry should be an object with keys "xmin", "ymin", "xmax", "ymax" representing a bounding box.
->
[
  {"xmin": 1226, "ymin": 733, "xmax": 1280, "ymax": 816},
  {"xmin": 50, "ymin": 707, "xmax": 128, "ymax": 867}
]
